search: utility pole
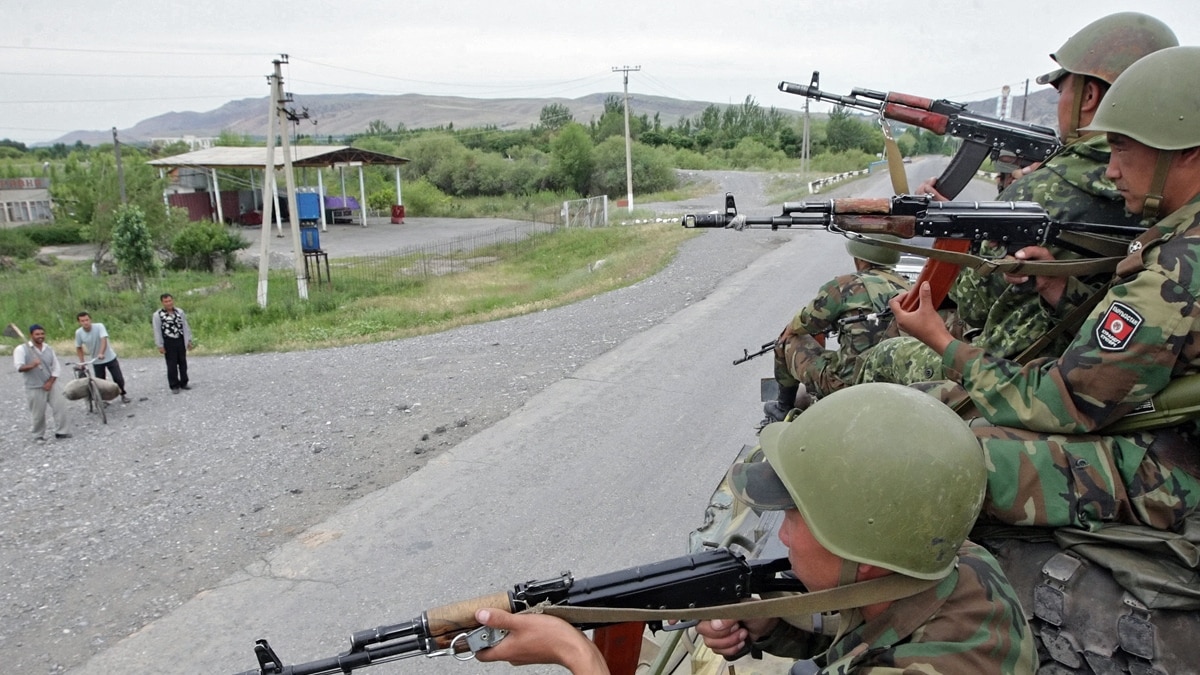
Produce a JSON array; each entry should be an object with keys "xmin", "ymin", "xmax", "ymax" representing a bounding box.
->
[
  {"xmin": 802, "ymin": 71, "xmax": 818, "ymax": 177},
  {"xmin": 612, "ymin": 65, "xmax": 640, "ymax": 213},
  {"xmin": 1021, "ymin": 79, "xmax": 1030, "ymax": 121},
  {"xmin": 112, "ymin": 127, "xmax": 127, "ymax": 205},
  {"xmin": 256, "ymin": 55, "xmax": 309, "ymax": 307}
]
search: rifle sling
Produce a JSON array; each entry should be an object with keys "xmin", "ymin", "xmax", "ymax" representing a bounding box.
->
[
  {"xmin": 850, "ymin": 234, "xmax": 1122, "ymax": 278},
  {"xmin": 880, "ymin": 116, "xmax": 910, "ymax": 196},
  {"xmin": 529, "ymin": 573, "xmax": 938, "ymax": 624},
  {"xmin": 951, "ymin": 281, "xmax": 1114, "ymax": 418}
]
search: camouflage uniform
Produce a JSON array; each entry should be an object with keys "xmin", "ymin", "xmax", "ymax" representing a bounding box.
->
[
  {"xmin": 775, "ymin": 266, "xmax": 909, "ymax": 398},
  {"xmin": 857, "ymin": 134, "xmax": 1144, "ymax": 386},
  {"xmin": 933, "ymin": 198, "xmax": 1200, "ymax": 531},
  {"xmin": 750, "ymin": 542, "xmax": 1036, "ymax": 674}
]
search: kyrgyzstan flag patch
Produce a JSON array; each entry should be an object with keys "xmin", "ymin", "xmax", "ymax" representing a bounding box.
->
[{"xmin": 1095, "ymin": 301, "xmax": 1143, "ymax": 351}]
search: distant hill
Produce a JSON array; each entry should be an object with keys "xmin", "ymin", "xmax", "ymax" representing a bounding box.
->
[{"xmin": 50, "ymin": 87, "xmax": 1059, "ymax": 147}]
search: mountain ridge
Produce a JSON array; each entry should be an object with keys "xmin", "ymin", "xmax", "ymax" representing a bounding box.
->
[{"xmin": 52, "ymin": 88, "xmax": 1058, "ymax": 147}]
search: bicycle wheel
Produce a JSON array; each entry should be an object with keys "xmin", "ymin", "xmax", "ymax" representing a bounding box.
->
[{"xmin": 89, "ymin": 380, "xmax": 108, "ymax": 424}]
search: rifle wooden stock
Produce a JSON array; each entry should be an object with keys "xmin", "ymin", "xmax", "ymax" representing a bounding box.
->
[
  {"xmin": 899, "ymin": 239, "xmax": 972, "ymax": 312},
  {"xmin": 238, "ymin": 549, "xmax": 797, "ymax": 675},
  {"xmin": 835, "ymin": 215, "xmax": 917, "ymax": 238},
  {"xmin": 425, "ymin": 591, "xmax": 514, "ymax": 651},
  {"xmin": 826, "ymin": 197, "xmax": 891, "ymax": 214},
  {"xmin": 779, "ymin": 76, "xmax": 1060, "ymax": 198},
  {"xmin": 881, "ymin": 91, "xmax": 937, "ymax": 110},
  {"xmin": 881, "ymin": 104, "xmax": 949, "ymax": 135}
]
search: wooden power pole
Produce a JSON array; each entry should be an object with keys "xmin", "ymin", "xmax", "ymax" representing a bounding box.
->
[{"xmin": 612, "ymin": 65, "xmax": 640, "ymax": 213}]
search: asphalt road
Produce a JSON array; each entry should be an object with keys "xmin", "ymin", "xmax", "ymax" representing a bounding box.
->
[{"xmin": 1, "ymin": 161, "xmax": 995, "ymax": 674}]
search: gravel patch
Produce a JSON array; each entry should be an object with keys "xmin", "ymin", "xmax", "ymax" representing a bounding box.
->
[{"xmin": 0, "ymin": 172, "xmax": 784, "ymax": 673}]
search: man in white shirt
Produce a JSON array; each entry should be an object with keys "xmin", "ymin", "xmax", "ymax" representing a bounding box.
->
[{"xmin": 13, "ymin": 324, "xmax": 72, "ymax": 442}]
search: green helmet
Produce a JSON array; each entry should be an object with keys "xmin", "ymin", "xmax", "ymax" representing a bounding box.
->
[
  {"xmin": 1036, "ymin": 12, "xmax": 1178, "ymax": 86},
  {"xmin": 1081, "ymin": 46, "xmax": 1200, "ymax": 151},
  {"xmin": 730, "ymin": 383, "xmax": 985, "ymax": 580},
  {"xmin": 844, "ymin": 234, "xmax": 900, "ymax": 266}
]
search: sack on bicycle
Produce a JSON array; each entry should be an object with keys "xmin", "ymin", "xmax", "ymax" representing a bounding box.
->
[{"xmin": 64, "ymin": 377, "xmax": 120, "ymax": 401}]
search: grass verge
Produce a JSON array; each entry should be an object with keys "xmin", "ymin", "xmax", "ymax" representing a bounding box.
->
[{"xmin": 0, "ymin": 222, "xmax": 698, "ymax": 357}]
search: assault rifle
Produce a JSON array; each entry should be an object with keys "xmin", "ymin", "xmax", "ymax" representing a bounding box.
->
[
  {"xmin": 778, "ymin": 73, "xmax": 1060, "ymax": 198},
  {"xmin": 236, "ymin": 549, "xmax": 800, "ymax": 675},
  {"xmin": 682, "ymin": 193, "xmax": 1140, "ymax": 249},
  {"xmin": 733, "ymin": 310, "xmax": 892, "ymax": 365},
  {"xmin": 683, "ymin": 193, "xmax": 1143, "ymax": 310}
]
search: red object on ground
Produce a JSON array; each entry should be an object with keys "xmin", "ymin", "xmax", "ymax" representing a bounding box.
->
[{"xmin": 390, "ymin": 204, "xmax": 406, "ymax": 224}]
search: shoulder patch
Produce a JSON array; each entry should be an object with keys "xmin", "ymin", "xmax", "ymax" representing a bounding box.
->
[{"xmin": 1095, "ymin": 301, "xmax": 1143, "ymax": 351}]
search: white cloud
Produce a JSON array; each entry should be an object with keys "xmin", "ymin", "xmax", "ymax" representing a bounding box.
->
[{"xmin": 2, "ymin": 0, "xmax": 1197, "ymax": 143}]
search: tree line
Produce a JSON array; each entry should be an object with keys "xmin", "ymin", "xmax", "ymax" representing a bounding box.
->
[{"xmin": 0, "ymin": 94, "xmax": 955, "ymax": 268}]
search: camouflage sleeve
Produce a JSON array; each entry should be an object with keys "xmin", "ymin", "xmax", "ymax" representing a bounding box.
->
[
  {"xmin": 790, "ymin": 276, "xmax": 853, "ymax": 337},
  {"xmin": 751, "ymin": 619, "xmax": 834, "ymax": 660},
  {"xmin": 1053, "ymin": 275, "xmax": 1109, "ymax": 318},
  {"xmin": 813, "ymin": 544, "xmax": 1035, "ymax": 674},
  {"xmin": 849, "ymin": 544, "xmax": 1035, "ymax": 675},
  {"xmin": 944, "ymin": 268, "xmax": 1198, "ymax": 433},
  {"xmin": 948, "ymin": 241, "xmax": 1011, "ymax": 329}
]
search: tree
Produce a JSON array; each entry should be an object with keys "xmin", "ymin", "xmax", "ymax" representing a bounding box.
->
[
  {"xmin": 548, "ymin": 123, "xmax": 595, "ymax": 196},
  {"xmin": 111, "ymin": 205, "xmax": 159, "ymax": 289},
  {"xmin": 365, "ymin": 119, "xmax": 392, "ymax": 136},
  {"xmin": 215, "ymin": 129, "xmax": 255, "ymax": 146},
  {"xmin": 825, "ymin": 106, "xmax": 880, "ymax": 154},
  {"xmin": 590, "ymin": 138, "xmax": 677, "ymax": 196},
  {"xmin": 539, "ymin": 103, "xmax": 573, "ymax": 131},
  {"xmin": 50, "ymin": 147, "xmax": 173, "ymax": 264}
]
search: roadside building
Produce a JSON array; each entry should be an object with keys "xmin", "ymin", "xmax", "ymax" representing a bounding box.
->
[{"xmin": 0, "ymin": 177, "xmax": 53, "ymax": 227}]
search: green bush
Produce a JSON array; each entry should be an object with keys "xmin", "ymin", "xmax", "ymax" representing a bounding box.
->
[
  {"xmin": 112, "ymin": 205, "xmax": 160, "ymax": 283},
  {"xmin": 170, "ymin": 222, "xmax": 249, "ymax": 271},
  {"xmin": 720, "ymin": 138, "xmax": 792, "ymax": 170},
  {"xmin": 367, "ymin": 188, "xmax": 395, "ymax": 212},
  {"xmin": 17, "ymin": 221, "xmax": 86, "ymax": 246},
  {"xmin": 399, "ymin": 178, "xmax": 452, "ymax": 216},
  {"xmin": 591, "ymin": 139, "xmax": 678, "ymax": 196},
  {"xmin": 0, "ymin": 229, "xmax": 38, "ymax": 258},
  {"xmin": 810, "ymin": 150, "xmax": 876, "ymax": 174},
  {"xmin": 669, "ymin": 147, "xmax": 712, "ymax": 170}
]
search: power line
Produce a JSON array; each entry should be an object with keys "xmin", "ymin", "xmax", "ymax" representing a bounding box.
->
[
  {"xmin": 0, "ymin": 70, "xmax": 261, "ymax": 81},
  {"xmin": 0, "ymin": 44, "xmax": 271, "ymax": 57},
  {"xmin": 288, "ymin": 55, "xmax": 610, "ymax": 93},
  {"xmin": 0, "ymin": 94, "xmax": 255, "ymax": 104}
]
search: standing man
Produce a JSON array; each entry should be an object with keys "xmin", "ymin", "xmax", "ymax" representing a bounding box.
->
[
  {"xmin": 75, "ymin": 311, "xmax": 131, "ymax": 404},
  {"xmin": 13, "ymin": 324, "xmax": 72, "ymax": 442},
  {"xmin": 152, "ymin": 293, "xmax": 193, "ymax": 394}
]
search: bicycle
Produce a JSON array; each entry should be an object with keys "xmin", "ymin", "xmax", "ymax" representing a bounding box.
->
[{"xmin": 72, "ymin": 359, "xmax": 108, "ymax": 424}]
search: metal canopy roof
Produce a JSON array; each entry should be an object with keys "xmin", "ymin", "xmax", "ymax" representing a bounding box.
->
[{"xmin": 146, "ymin": 145, "xmax": 409, "ymax": 169}]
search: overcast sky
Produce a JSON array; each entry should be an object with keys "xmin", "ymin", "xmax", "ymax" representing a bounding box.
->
[{"xmin": 3, "ymin": 0, "xmax": 1198, "ymax": 145}]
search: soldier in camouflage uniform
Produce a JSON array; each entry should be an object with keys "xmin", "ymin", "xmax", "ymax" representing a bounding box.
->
[
  {"xmin": 891, "ymin": 46, "xmax": 1200, "ymax": 532},
  {"xmin": 762, "ymin": 236, "xmax": 909, "ymax": 423},
  {"xmin": 474, "ymin": 385, "xmax": 1036, "ymax": 674},
  {"xmin": 856, "ymin": 12, "xmax": 1175, "ymax": 387},
  {"xmin": 699, "ymin": 385, "xmax": 1035, "ymax": 674}
]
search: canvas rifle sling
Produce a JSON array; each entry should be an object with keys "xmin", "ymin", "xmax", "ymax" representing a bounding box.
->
[{"xmin": 528, "ymin": 573, "xmax": 937, "ymax": 624}]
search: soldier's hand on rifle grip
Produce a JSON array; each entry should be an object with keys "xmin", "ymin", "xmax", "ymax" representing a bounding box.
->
[
  {"xmin": 1004, "ymin": 246, "xmax": 1067, "ymax": 307},
  {"xmin": 1010, "ymin": 161, "xmax": 1043, "ymax": 181},
  {"xmin": 696, "ymin": 617, "xmax": 779, "ymax": 659},
  {"xmin": 891, "ymin": 282, "xmax": 955, "ymax": 356},
  {"xmin": 915, "ymin": 177, "xmax": 950, "ymax": 202},
  {"xmin": 473, "ymin": 608, "xmax": 609, "ymax": 674}
]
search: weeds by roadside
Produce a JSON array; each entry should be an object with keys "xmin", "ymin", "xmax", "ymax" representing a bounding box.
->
[{"xmin": 0, "ymin": 222, "xmax": 697, "ymax": 357}]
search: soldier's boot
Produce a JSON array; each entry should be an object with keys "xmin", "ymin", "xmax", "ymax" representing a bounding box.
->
[{"xmin": 762, "ymin": 384, "xmax": 801, "ymax": 423}]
